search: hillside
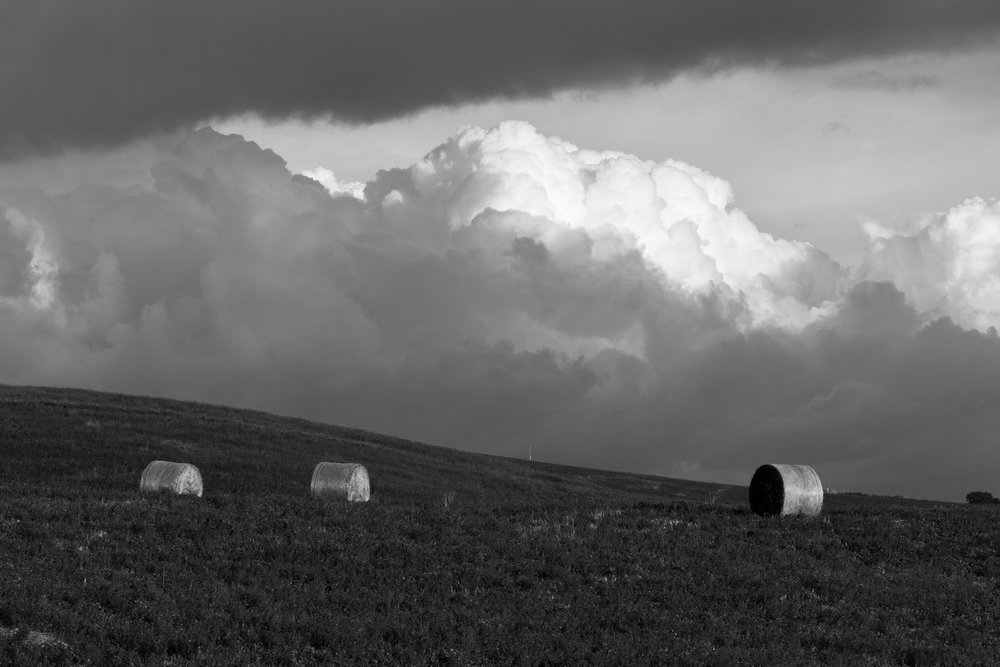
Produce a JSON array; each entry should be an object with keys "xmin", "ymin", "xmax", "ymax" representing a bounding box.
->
[{"xmin": 1, "ymin": 384, "xmax": 997, "ymax": 664}]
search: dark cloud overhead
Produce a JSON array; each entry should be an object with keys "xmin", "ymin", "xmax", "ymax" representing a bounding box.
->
[{"xmin": 2, "ymin": 0, "xmax": 1000, "ymax": 155}]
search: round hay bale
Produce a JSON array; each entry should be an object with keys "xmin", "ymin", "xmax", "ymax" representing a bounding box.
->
[
  {"xmin": 748, "ymin": 464, "xmax": 823, "ymax": 517},
  {"xmin": 311, "ymin": 462, "xmax": 370, "ymax": 502},
  {"xmin": 139, "ymin": 460, "xmax": 203, "ymax": 498}
]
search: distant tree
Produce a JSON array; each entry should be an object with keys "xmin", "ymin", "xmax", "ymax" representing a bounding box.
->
[{"xmin": 966, "ymin": 491, "xmax": 1000, "ymax": 505}]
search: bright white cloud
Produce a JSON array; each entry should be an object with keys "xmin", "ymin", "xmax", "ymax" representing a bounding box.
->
[
  {"xmin": 300, "ymin": 166, "xmax": 365, "ymax": 200},
  {"xmin": 392, "ymin": 121, "xmax": 844, "ymax": 331},
  {"xmin": 862, "ymin": 197, "xmax": 1000, "ymax": 330}
]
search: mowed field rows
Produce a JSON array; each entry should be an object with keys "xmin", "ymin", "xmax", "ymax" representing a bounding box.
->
[{"xmin": 1, "ymin": 385, "xmax": 999, "ymax": 664}]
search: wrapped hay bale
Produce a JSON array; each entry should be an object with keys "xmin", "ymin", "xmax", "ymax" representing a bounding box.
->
[
  {"xmin": 139, "ymin": 460, "xmax": 203, "ymax": 497},
  {"xmin": 748, "ymin": 464, "xmax": 822, "ymax": 517},
  {"xmin": 311, "ymin": 462, "xmax": 370, "ymax": 502}
]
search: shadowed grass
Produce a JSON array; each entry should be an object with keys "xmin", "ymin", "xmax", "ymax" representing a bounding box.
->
[{"xmin": 1, "ymin": 384, "xmax": 997, "ymax": 664}]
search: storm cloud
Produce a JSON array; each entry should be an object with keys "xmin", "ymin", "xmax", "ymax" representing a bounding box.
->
[
  {"xmin": 2, "ymin": 123, "xmax": 1000, "ymax": 500},
  {"xmin": 3, "ymin": 0, "xmax": 1000, "ymax": 155}
]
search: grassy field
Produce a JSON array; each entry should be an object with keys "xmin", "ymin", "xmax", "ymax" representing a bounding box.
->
[{"xmin": 1, "ymin": 384, "xmax": 998, "ymax": 665}]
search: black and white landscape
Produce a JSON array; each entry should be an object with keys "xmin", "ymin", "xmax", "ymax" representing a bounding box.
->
[
  {"xmin": 2, "ymin": 385, "xmax": 999, "ymax": 664},
  {"xmin": 4, "ymin": 2, "xmax": 1000, "ymax": 663},
  {"xmin": 4, "ymin": 1, "xmax": 1000, "ymax": 501}
]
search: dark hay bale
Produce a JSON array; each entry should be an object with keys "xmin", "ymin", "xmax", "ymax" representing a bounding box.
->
[{"xmin": 748, "ymin": 464, "xmax": 822, "ymax": 517}]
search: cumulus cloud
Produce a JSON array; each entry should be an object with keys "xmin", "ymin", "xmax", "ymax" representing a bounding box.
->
[
  {"xmin": 3, "ymin": 1, "xmax": 1000, "ymax": 155},
  {"xmin": 862, "ymin": 197, "xmax": 1000, "ymax": 330},
  {"xmin": 300, "ymin": 167, "xmax": 365, "ymax": 201},
  {"xmin": 2, "ymin": 122, "xmax": 1000, "ymax": 500}
]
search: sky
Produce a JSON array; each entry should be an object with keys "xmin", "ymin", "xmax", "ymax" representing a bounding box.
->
[{"xmin": 2, "ymin": 1, "xmax": 1000, "ymax": 501}]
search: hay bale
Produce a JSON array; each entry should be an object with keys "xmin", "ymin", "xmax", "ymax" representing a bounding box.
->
[
  {"xmin": 311, "ymin": 462, "xmax": 370, "ymax": 502},
  {"xmin": 748, "ymin": 464, "xmax": 823, "ymax": 517},
  {"xmin": 139, "ymin": 460, "xmax": 203, "ymax": 497}
]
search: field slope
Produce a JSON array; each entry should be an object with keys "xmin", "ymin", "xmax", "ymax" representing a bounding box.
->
[{"xmin": 1, "ymin": 385, "xmax": 998, "ymax": 664}]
